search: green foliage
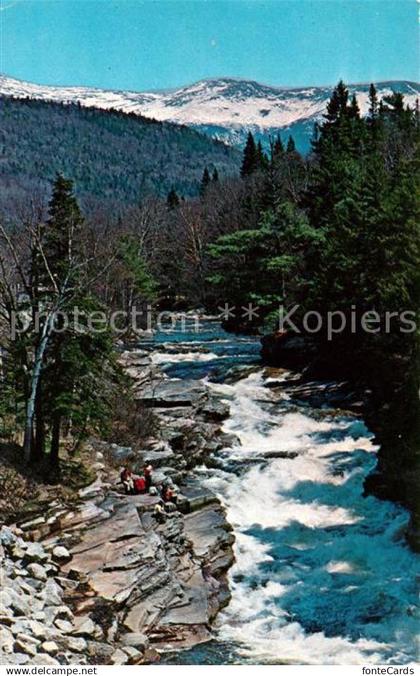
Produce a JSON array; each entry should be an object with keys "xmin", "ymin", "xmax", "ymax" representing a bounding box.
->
[
  {"xmin": 0, "ymin": 175, "xmax": 125, "ymax": 466},
  {"xmin": 306, "ymin": 80, "xmax": 420, "ymax": 355},
  {"xmin": 118, "ymin": 235, "xmax": 157, "ymax": 302},
  {"xmin": 240, "ymin": 132, "xmax": 268, "ymax": 177},
  {"xmin": 208, "ymin": 200, "xmax": 319, "ymax": 318},
  {"xmin": 42, "ymin": 173, "xmax": 84, "ymax": 283},
  {"xmin": 0, "ymin": 95, "xmax": 240, "ymax": 208},
  {"xmin": 208, "ymin": 81, "xmax": 419, "ymax": 371}
]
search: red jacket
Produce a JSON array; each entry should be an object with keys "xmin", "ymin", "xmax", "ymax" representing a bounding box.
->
[{"xmin": 134, "ymin": 477, "xmax": 147, "ymax": 494}]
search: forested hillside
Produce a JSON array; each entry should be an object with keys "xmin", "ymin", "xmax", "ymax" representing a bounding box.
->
[
  {"xmin": 0, "ymin": 82, "xmax": 419, "ymax": 549},
  {"xmin": 0, "ymin": 95, "xmax": 240, "ymax": 208}
]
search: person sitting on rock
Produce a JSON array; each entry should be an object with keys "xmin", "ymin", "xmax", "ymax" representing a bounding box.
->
[
  {"xmin": 143, "ymin": 464, "xmax": 153, "ymax": 492},
  {"xmin": 120, "ymin": 467, "xmax": 134, "ymax": 494},
  {"xmin": 161, "ymin": 480, "xmax": 177, "ymax": 505},
  {"xmin": 153, "ymin": 503, "xmax": 166, "ymax": 524},
  {"xmin": 133, "ymin": 475, "xmax": 147, "ymax": 494}
]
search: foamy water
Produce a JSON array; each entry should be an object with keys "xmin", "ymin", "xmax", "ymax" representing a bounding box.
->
[
  {"xmin": 201, "ymin": 372, "xmax": 419, "ymax": 664},
  {"xmin": 152, "ymin": 351, "xmax": 220, "ymax": 364},
  {"xmin": 152, "ymin": 324, "xmax": 419, "ymax": 665}
]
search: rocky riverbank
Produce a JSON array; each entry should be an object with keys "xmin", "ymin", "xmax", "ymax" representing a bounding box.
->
[{"xmin": 0, "ymin": 346, "xmax": 236, "ymax": 665}]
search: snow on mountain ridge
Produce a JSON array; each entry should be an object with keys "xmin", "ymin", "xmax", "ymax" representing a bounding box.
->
[{"xmin": 1, "ymin": 74, "xmax": 418, "ymax": 150}]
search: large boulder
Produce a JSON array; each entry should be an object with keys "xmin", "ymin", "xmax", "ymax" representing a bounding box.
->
[
  {"xmin": 178, "ymin": 479, "xmax": 219, "ymax": 514},
  {"xmin": 261, "ymin": 332, "xmax": 316, "ymax": 369},
  {"xmin": 139, "ymin": 379, "xmax": 207, "ymax": 408},
  {"xmin": 199, "ymin": 398, "xmax": 230, "ymax": 421}
]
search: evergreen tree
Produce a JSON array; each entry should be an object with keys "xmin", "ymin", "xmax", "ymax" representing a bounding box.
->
[
  {"xmin": 42, "ymin": 174, "xmax": 84, "ymax": 288},
  {"xmin": 368, "ymin": 83, "xmax": 379, "ymax": 120},
  {"xmin": 241, "ymin": 132, "xmax": 258, "ymax": 177},
  {"xmin": 256, "ymin": 141, "xmax": 268, "ymax": 170},
  {"xmin": 34, "ymin": 176, "xmax": 118, "ymax": 468},
  {"xmin": 212, "ymin": 168, "xmax": 219, "ymax": 183},
  {"xmin": 208, "ymin": 200, "xmax": 319, "ymax": 326},
  {"xmin": 167, "ymin": 188, "xmax": 180, "ymax": 209},
  {"xmin": 272, "ymin": 134, "xmax": 284, "ymax": 160},
  {"xmin": 349, "ymin": 94, "xmax": 360, "ymax": 119},
  {"xmin": 200, "ymin": 167, "xmax": 211, "ymax": 196},
  {"xmin": 286, "ymin": 136, "xmax": 296, "ymax": 153}
]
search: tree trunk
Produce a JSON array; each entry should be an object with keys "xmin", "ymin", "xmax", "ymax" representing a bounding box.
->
[
  {"xmin": 34, "ymin": 385, "xmax": 45, "ymax": 460},
  {"xmin": 23, "ymin": 311, "xmax": 56, "ymax": 463},
  {"xmin": 50, "ymin": 414, "xmax": 61, "ymax": 466}
]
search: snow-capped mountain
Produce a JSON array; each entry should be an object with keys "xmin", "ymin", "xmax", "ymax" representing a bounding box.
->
[{"xmin": 1, "ymin": 74, "xmax": 418, "ymax": 152}]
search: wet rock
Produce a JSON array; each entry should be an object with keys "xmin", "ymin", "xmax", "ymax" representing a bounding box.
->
[
  {"xmin": 178, "ymin": 479, "xmax": 219, "ymax": 513},
  {"xmin": 144, "ymin": 448, "xmax": 175, "ymax": 466},
  {"xmin": 200, "ymin": 398, "xmax": 230, "ymax": 421},
  {"xmin": 139, "ymin": 379, "xmax": 207, "ymax": 408},
  {"xmin": 262, "ymin": 450, "xmax": 299, "ymax": 459},
  {"xmin": 261, "ymin": 332, "xmax": 316, "ymax": 369},
  {"xmin": 217, "ymin": 432, "xmax": 240, "ymax": 448}
]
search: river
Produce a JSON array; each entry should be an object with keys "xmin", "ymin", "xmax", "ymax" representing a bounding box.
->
[{"xmin": 148, "ymin": 318, "xmax": 418, "ymax": 665}]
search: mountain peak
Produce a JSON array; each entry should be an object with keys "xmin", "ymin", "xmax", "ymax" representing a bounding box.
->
[{"xmin": 0, "ymin": 73, "xmax": 418, "ymax": 152}]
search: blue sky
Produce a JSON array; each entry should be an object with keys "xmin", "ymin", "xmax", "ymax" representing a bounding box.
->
[{"xmin": 1, "ymin": 0, "xmax": 418, "ymax": 90}]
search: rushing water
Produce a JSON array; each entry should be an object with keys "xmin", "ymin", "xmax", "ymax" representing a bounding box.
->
[{"xmin": 150, "ymin": 319, "xmax": 419, "ymax": 665}]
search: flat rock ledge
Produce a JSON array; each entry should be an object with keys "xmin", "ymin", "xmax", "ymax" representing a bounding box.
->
[{"xmin": 1, "ymin": 348, "xmax": 237, "ymax": 665}]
